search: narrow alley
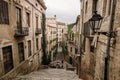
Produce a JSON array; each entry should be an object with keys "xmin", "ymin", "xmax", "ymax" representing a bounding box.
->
[{"xmin": 1, "ymin": 0, "xmax": 120, "ymax": 80}]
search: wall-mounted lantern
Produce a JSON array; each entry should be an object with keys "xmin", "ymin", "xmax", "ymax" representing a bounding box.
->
[{"xmin": 89, "ymin": 11, "xmax": 103, "ymax": 33}]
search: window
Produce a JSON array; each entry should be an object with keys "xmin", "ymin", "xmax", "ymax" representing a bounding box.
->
[
  {"xmin": 26, "ymin": 12, "xmax": 30, "ymax": 27},
  {"xmin": 75, "ymin": 48, "xmax": 78, "ymax": 54},
  {"xmin": 62, "ymin": 29, "xmax": 63, "ymax": 33},
  {"xmin": 90, "ymin": 45, "xmax": 94, "ymax": 53},
  {"xmin": 28, "ymin": 40, "xmax": 32, "ymax": 57},
  {"xmin": 36, "ymin": 3, "xmax": 38, "ymax": 6},
  {"xmin": 36, "ymin": 38, "xmax": 39, "ymax": 50},
  {"xmin": 81, "ymin": 37, "xmax": 86, "ymax": 52},
  {"xmin": 18, "ymin": 42, "xmax": 25, "ymax": 62},
  {"xmin": 36, "ymin": 16, "xmax": 38, "ymax": 29},
  {"xmin": 70, "ymin": 47, "xmax": 72, "ymax": 52},
  {"xmin": 16, "ymin": 7, "xmax": 22, "ymax": 27},
  {"xmin": 89, "ymin": 38, "xmax": 95, "ymax": 53},
  {"xmin": 41, "ymin": 8, "xmax": 42, "ymax": 11},
  {"xmin": 2, "ymin": 46, "xmax": 13, "ymax": 74},
  {"xmin": 0, "ymin": 0, "xmax": 9, "ymax": 24},
  {"xmin": 85, "ymin": 1, "xmax": 88, "ymax": 13},
  {"xmin": 84, "ymin": 22, "xmax": 90, "ymax": 36},
  {"xmin": 72, "ymin": 33, "xmax": 74, "ymax": 41}
]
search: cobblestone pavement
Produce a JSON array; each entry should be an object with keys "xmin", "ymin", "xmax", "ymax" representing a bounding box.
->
[{"xmin": 13, "ymin": 68, "xmax": 82, "ymax": 80}]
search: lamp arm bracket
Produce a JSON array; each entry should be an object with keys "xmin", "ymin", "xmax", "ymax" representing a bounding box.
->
[{"xmin": 106, "ymin": 31, "xmax": 116, "ymax": 38}]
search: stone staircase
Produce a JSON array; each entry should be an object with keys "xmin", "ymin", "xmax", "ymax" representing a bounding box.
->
[{"xmin": 13, "ymin": 69, "xmax": 82, "ymax": 80}]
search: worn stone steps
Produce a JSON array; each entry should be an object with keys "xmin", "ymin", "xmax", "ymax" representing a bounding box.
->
[{"xmin": 13, "ymin": 69, "xmax": 82, "ymax": 80}]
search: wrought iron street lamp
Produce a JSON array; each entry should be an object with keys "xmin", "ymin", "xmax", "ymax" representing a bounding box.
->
[{"xmin": 89, "ymin": 11, "xmax": 103, "ymax": 33}]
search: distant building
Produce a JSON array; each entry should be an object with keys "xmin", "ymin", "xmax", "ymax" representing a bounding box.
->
[
  {"xmin": 0, "ymin": 0, "xmax": 46, "ymax": 79},
  {"xmin": 57, "ymin": 21, "xmax": 67, "ymax": 45},
  {"xmin": 67, "ymin": 15, "xmax": 80, "ymax": 68},
  {"xmin": 46, "ymin": 17, "xmax": 58, "ymax": 61}
]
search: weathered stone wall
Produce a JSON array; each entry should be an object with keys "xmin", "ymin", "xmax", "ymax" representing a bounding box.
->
[
  {"xmin": 0, "ymin": 52, "xmax": 42, "ymax": 80},
  {"xmin": 46, "ymin": 18, "xmax": 58, "ymax": 61},
  {"xmin": 0, "ymin": 0, "xmax": 45, "ymax": 79},
  {"xmin": 108, "ymin": 0, "xmax": 120, "ymax": 79},
  {"xmin": 79, "ymin": 0, "xmax": 120, "ymax": 80}
]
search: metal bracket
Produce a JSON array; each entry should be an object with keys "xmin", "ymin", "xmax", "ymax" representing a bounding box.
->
[
  {"xmin": 106, "ymin": 32, "xmax": 116, "ymax": 38},
  {"xmin": 98, "ymin": 31, "xmax": 116, "ymax": 38}
]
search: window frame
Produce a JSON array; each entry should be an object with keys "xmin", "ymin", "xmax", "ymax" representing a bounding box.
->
[
  {"xmin": 2, "ymin": 45, "xmax": 14, "ymax": 74},
  {"xmin": 26, "ymin": 12, "xmax": 30, "ymax": 27},
  {"xmin": 70, "ymin": 47, "xmax": 72, "ymax": 52},
  {"xmin": 28, "ymin": 40, "xmax": 32, "ymax": 57},
  {"xmin": 36, "ymin": 16, "xmax": 39, "ymax": 29},
  {"xmin": 18, "ymin": 42, "xmax": 25, "ymax": 63},
  {"xmin": 0, "ymin": 0, "xmax": 9, "ymax": 24},
  {"xmin": 15, "ymin": 6, "xmax": 22, "ymax": 27}
]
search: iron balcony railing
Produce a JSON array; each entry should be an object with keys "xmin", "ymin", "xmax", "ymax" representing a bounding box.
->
[
  {"xmin": 14, "ymin": 27, "xmax": 29, "ymax": 38},
  {"xmin": 35, "ymin": 28, "xmax": 42, "ymax": 35}
]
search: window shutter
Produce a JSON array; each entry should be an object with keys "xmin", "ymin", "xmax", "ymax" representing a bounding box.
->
[
  {"xmin": 84, "ymin": 22, "xmax": 90, "ymax": 36},
  {"xmin": 0, "ymin": 0, "xmax": 9, "ymax": 24}
]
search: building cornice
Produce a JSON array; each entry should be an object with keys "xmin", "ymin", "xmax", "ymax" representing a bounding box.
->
[{"xmin": 37, "ymin": 0, "xmax": 47, "ymax": 10}]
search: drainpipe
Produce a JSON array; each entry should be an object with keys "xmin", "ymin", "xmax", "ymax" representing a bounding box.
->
[
  {"xmin": 105, "ymin": 0, "xmax": 115, "ymax": 80},
  {"xmin": 79, "ymin": 0, "xmax": 84, "ymax": 78}
]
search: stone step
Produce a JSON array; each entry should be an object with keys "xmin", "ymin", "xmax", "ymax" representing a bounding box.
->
[{"xmin": 13, "ymin": 69, "xmax": 82, "ymax": 80}]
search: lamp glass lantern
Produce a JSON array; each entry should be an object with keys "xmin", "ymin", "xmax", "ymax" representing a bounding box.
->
[{"xmin": 89, "ymin": 11, "xmax": 103, "ymax": 33}]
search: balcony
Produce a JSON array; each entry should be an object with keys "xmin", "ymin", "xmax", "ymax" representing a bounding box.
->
[
  {"xmin": 14, "ymin": 27, "xmax": 29, "ymax": 38},
  {"xmin": 35, "ymin": 28, "xmax": 42, "ymax": 35}
]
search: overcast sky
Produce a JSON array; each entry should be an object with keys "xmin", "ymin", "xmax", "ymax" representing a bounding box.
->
[{"xmin": 44, "ymin": 0, "xmax": 80, "ymax": 24}]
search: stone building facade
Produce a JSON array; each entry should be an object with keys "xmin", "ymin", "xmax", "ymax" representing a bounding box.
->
[
  {"xmin": 67, "ymin": 16, "xmax": 80, "ymax": 67},
  {"xmin": 0, "ymin": 0, "xmax": 46, "ymax": 79},
  {"xmin": 46, "ymin": 17, "xmax": 58, "ymax": 61},
  {"xmin": 78, "ymin": 0, "xmax": 120, "ymax": 80},
  {"xmin": 57, "ymin": 21, "xmax": 67, "ymax": 44}
]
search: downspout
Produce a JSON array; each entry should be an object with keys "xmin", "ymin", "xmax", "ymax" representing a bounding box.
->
[
  {"xmin": 105, "ymin": 0, "xmax": 115, "ymax": 80},
  {"xmin": 79, "ymin": 0, "xmax": 84, "ymax": 78}
]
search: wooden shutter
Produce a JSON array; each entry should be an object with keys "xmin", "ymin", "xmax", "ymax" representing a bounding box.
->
[
  {"xmin": 84, "ymin": 22, "xmax": 90, "ymax": 36},
  {"xmin": 18, "ymin": 43, "xmax": 25, "ymax": 62},
  {"xmin": 0, "ymin": 0, "xmax": 9, "ymax": 24},
  {"xmin": 2, "ymin": 46, "xmax": 13, "ymax": 73}
]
